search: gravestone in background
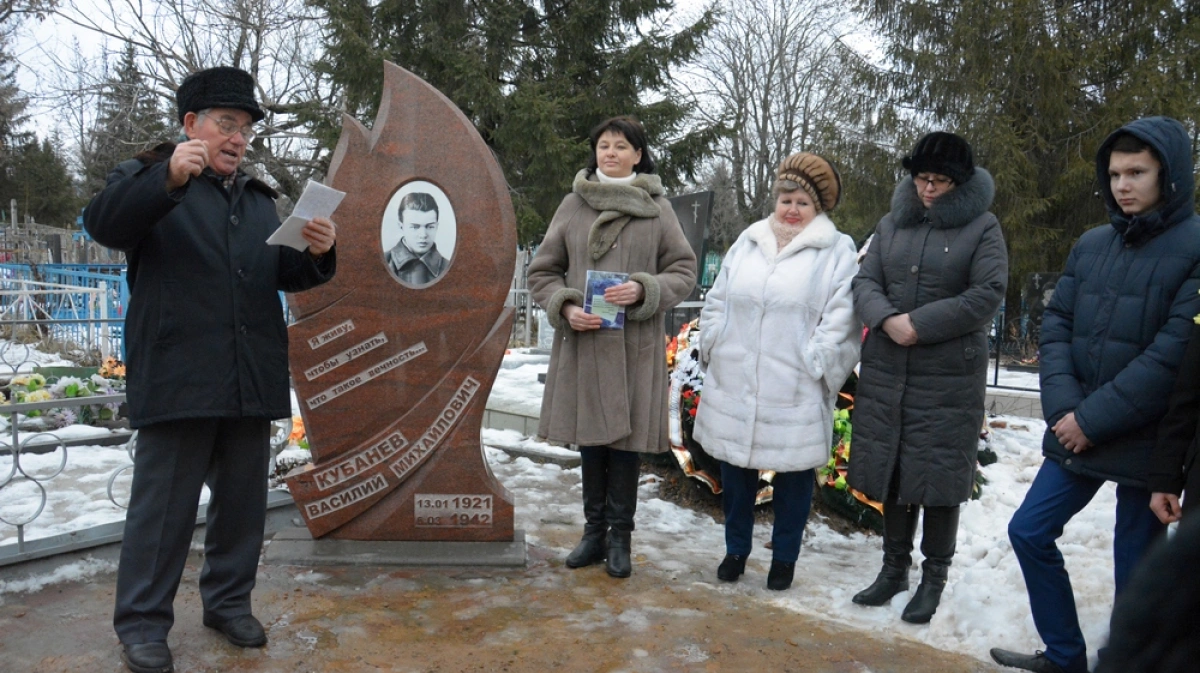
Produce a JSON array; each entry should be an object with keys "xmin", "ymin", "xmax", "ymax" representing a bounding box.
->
[
  {"xmin": 667, "ymin": 191, "xmax": 713, "ymax": 301},
  {"xmin": 283, "ymin": 62, "xmax": 517, "ymax": 543},
  {"xmin": 1023, "ymin": 272, "xmax": 1061, "ymax": 333}
]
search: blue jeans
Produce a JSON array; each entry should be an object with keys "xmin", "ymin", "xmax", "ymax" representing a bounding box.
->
[
  {"xmin": 1007, "ymin": 459, "xmax": 1164, "ymax": 673},
  {"xmin": 721, "ymin": 462, "xmax": 815, "ymax": 563}
]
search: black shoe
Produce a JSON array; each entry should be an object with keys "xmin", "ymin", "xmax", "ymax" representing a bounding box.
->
[
  {"xmin": 900, "ymin": 579, "xmax": 945, "ymax": 623},
  {"xmin": 852, "ymin": 568, "xmax": 909, "ymax": 606},
  {"xmin": 716, "ymin": 554, "xmax": 746, "ymax": 582},
  {"xmin": 203, "ymin": 613, "xmax": 267, "ymax": 648},
  {"xmin": 605, "ymin": 529, "xmax": 632, "ymax": 578},
  {"xmin": 989, "ymin": 649, "xmax": 1067, "ymax": 673},
  {"xmin": 565, "ymin": 528, "xmax": 607, "ymax": 568},
  {"xmin": 766, "ymin": 560, "xmax": 795, "ymax": 591},
  {"xmin": 121, "ymin": 641, "xmax": 173, "ymax": 673}
]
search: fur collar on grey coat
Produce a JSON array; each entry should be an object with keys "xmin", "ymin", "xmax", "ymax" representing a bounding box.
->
[
  {"xmin": 891, "ymin": 167, "xmax": 995, "ymax": 230},
  {"xmin": 572, "ymin": 169, "xmax": 664, "ymax": 260}
]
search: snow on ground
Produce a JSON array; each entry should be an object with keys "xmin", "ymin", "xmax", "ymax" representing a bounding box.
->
[
  {"xmin": 481, "ymin": 427, "xmax": 578, "ymax": 460},
  {"xmin": 986, "ymin": 363, "xmax": 1040, "ymax": 390},
  {"xmin": 0, "ymin": 556, "xmax": 117, "ymax": 594},
  {"xmin": 488, "ymin": 352, "xmax": 548, "ymax": 416},
  {"xmin": 0, "ymin": 341, "xmax": 77, "ymax": 373},
  {"xmin": 0, "ymin": 442, "xmax": 212, "ymax": 545},
  {"xmin": 488, "ymin": 417, "xmax": 1121, "ymax": 669}
]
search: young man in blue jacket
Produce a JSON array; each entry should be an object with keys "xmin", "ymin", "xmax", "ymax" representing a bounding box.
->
[
  {"xmin": 85, "ymin": 67, "xmax": 337, "ymax": 673},
  {"xmin": 990, "ymin": 117, "xmax": 1200, "ymax": 673}
]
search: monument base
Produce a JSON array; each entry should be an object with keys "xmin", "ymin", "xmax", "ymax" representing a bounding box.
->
[{"xmin": 264, "ymin": 527, "xmax": 527, "ymax": 567}]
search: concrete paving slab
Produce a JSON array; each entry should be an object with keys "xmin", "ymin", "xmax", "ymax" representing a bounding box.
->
[{"xmin": 264, "ymin": 527, "xmax": 527, "ymax": 568}]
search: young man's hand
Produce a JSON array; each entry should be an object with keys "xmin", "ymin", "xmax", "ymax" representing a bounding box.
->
[
  {"xmin": 1150, "ymin": 492, "xmax": 1183, "ymax": 524},
  {"xmin": 1052, "ymin": 412, "xmax": 1093, "ymax": 453}
]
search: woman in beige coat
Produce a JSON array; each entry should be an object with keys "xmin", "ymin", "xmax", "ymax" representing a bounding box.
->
[{"xmin": 529, "ymin": 116, "xmax": 697, "ymax": 578}]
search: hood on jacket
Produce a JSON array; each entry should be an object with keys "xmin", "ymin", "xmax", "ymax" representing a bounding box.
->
[
  {"xmin": 1095, "ymin": 116, "xmax": 1196, "ymax": 245},
  {"xmin": 890, "ymin": 167, "xmax": 995, "ymax": 230}
]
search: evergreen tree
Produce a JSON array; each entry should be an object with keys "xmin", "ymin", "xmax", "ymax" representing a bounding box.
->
[
  {"xmin": 853, "ymin": 0, "xmax": 1200, "ymax": 323},
  {"xmin": 312, "ymin": 0, "xmax": 718, "ymax": 242},
  {"xmin": 82, "ymin": 43, "xmax": 170, "ymax": 196},
  {"xmin": 0, "ymin": 132, "xmax": 81, "ymax": 226},
  {"xmin": 0, "ymin": 30, "xmax": 26, "ymax": 153}
]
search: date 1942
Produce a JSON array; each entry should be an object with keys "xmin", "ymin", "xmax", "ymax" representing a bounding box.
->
[{"xmin": 414, "ymin": 494, "xmax": 494, "ymax": 528}]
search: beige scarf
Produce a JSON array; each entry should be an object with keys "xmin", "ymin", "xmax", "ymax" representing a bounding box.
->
[{"xmin": 571, "ymin": 169, "xmax": 664, "ymax": 260}]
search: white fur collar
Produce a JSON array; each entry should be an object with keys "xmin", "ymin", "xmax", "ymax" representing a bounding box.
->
[{"xmin": 745, "ymin": 213, "xmax": 840, "ymax": 260}]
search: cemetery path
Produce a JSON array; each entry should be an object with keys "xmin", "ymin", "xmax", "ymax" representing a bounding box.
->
[{"xmin": 2, "ymin": 538, "xmax": 1002, "ymax": 673}]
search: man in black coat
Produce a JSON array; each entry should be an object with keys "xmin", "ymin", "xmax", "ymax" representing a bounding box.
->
[
  {"xmin": 1147, "ymin": 322, "xmax": 1200, "ymax": 523},
  {"xmin": 991, "ymin": 117, "xmax": 1200, "ymax": 673},
  {"xmin": 84, "ymin": 67, "xmax": 337, "ymax": 673}
]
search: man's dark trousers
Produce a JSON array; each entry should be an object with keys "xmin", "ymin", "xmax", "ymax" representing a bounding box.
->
[
  {"xmin": 114, "ymin": 417, "xmax": 270, "ymax": 644},
  {"xmin": 1007, "ymin": 459, "xmax": 1165, "ymax": 673}
]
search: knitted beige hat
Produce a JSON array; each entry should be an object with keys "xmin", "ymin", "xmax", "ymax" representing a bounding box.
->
[{"xmin": 777, "ymin": 152, "xmax": 841, "ymax": 212}]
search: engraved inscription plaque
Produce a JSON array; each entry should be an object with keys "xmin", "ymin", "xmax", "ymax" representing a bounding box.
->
[
  {"xmin": 283, "ymin": 62, "xmax": 516, "ymax": 542},
  {"xmin": 414, "ymin": 494, "xmax": 493, "ymax": 528}
]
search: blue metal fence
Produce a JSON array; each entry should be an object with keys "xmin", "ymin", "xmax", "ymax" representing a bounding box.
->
[
  {"xmin": 0, "ymin": 264, "xmax": 128, "ymax": 356},
  {"xmin": 0, "ymin": 264, "xmax": 128, "ymax": 318},
  {"xmin": 0, "ymin": 264, "xmax": 300, "ymax": 358}
]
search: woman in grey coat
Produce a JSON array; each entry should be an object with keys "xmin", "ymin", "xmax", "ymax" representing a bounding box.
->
[
  {"xmin": 848, "ymin": 132, "xmax": 1008, "ymax": 624},
  {"xmin": 529, "ymin": 116, "xmax": 697, "ymax": 579}
]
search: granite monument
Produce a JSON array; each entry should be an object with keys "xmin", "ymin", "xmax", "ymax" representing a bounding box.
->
[{"xmin": 283, "ymin": 62, "xmax": 517, "ymax": 543}]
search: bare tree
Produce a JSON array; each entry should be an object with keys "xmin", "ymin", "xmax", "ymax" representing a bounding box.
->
[
  {"xmin": 682, "ymin": 0, "xmax": 857, "ymax": 222},
  {"xmin": 697, "ymin": 160, "xmax": 744, "ymax": 252},
  {"xmin": 38, "ymin": 0, "xmax": 336, "ymax": 201}
]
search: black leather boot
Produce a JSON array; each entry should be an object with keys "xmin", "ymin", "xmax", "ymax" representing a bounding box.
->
[
  {"xmin": 604, "ymin": 452, "xmax": 640, "ymax": 578},
  {"xmin": 902, "ymin": 505, "xmax": 959, "ymax": 624},
  {"xmin": 717, "ymin": 554, "xmax": 746, "ymax": 582},
  {"xmin": 606, "ymin": 528, "xmax": 632, "ymax": 578},
  {"xmin": 566, "ymin": 448, "xmax": 608, "ymax": 568},
  {"xmin": 853, "ymin": 501, "xmax": 918, "ymax": 606},
  {"xmin": 766, "ymin": 560, "xmax": 795, "ymax": 590}
]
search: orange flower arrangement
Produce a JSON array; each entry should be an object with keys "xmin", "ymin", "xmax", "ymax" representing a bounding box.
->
[
  {"xmin": 288, "ymin": 416, "xmax": 306, "ymax": 444},
  {"xmin": 98, "ymin": 356, "xmax": 126, "ymax": 379}
]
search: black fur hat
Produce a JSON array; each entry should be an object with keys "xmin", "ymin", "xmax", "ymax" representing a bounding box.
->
[
  {"xmin": 176, "ymin": 66, "xmax": 265, "ymax": 124},
  {"xmin": 902, "ymin": 132, "xmax": 975, "ymax": 184}
]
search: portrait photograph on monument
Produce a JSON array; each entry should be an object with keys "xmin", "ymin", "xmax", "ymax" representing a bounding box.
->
[{"xmin": 381, "ymin": 180, "xmax": 457, "ymax": 287}]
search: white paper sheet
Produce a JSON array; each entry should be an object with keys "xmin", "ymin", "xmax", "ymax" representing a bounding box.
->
[{"xmin": 266, "ymin": 180, "xmax": 346, "ymax": 251}]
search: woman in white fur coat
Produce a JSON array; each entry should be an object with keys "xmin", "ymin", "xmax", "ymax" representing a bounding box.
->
[{"xmin": 693, "ymin": 151, "xmax": 860, "ymax": 591}]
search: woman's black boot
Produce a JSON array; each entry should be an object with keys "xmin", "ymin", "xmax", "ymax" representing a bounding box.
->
[
  {"xmin": 766, "ymin": 560, "xmax": 795, "ymax": 590},
  {"xmin": 566, "ymin": 448, "xmax": 608, "ymax": 568},
  {"xmin": 853, "ymin": 502, "xmax": 919, "ymax": 606},
  {"xmin": 902, "ymin": 505, "xmax": 959, "ymax": 624},
  {"xmin": 606, "ymin": 529, "xmax": 632, "ymax": 578},
  {"xmin": 604, "ymin": 452, "xmax": 640, "ymax": 578},
  {"xmin": 717, "ymin": 554, "xmax": 746, "ymax": 582}
]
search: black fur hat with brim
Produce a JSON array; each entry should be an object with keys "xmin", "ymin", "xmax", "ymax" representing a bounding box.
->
[
  {"xmin": 902, "ymin": 131, "xmax": 975, "ymax": 184},
  {"xmin": 176, "ymin": 66, "xmax": 265, "ymax": 124}
]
